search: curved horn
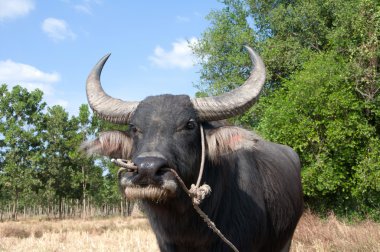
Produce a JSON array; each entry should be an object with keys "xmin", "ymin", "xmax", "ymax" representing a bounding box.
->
[
  {"xmin": 191, "ymin": 46, "xmax": 266, "ymax": 121},
  {"xmin": 86, "ymin": 54, "xmax": 139, "ymax": 124}
]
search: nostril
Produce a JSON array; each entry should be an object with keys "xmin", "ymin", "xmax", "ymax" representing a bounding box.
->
[
  {"xmin": 134, "ymin": 156, "xmax": 168, "ymax": 177},
  {"xmin": 155, "ymin": 169, "xmax": 167, "ymax": 177}
]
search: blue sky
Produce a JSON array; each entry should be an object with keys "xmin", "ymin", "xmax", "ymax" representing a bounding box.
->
[{"xmin": 0, "ymin": 0, "xmax": 223, "ymax": 115}]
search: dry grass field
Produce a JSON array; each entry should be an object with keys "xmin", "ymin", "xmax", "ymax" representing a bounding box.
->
[{"xmin": 0, "ymin": 211, "xmax": 379, "ymax": 252}]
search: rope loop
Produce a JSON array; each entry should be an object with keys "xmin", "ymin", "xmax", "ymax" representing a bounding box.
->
[{"xmin": 189, "ymin": 184, "xmax": 212, "ymax": 205}]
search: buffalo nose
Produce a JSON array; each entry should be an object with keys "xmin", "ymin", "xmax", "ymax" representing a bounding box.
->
[{"xmin": 134, "ymin": 156, "xmax": 168, "ymax": 178}]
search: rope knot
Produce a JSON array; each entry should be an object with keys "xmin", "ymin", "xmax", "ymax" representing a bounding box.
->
[{"xmin": 189, "ymin": 184, "xmax": 212, "ymax": 205}]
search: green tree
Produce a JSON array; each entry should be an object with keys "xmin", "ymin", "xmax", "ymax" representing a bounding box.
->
[
  {"xmin": 0, "ymin": 85, "xmax": 46, "ymax": 220},
  {"xmin": 0, "ymin": 84, "xmax": 130, "ymax": 219},
  {"xmin": 73, "ymin": 104, "xmax": 104, "ymax": 218},
  {"xmin": 194, "ymin": 0, "xmax": 380, "ymax": 218},
  {"xmin": 38, "ymin": 105, "xmax": 81, "ymax": 218},
  {"xmin": 193, "ymin": 0, "xmax": 255, "ymax": 96},
  {"xmin": 257, "ymin": 52, "xmax": 377, "ymax": 217}
]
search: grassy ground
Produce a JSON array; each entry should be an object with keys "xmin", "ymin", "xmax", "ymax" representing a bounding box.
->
[
  {"xmin": 0, "ymin": 211, "xmax": 379, "ymax": 252},
  {"xmin": 291, "ymin": 211, "xmax": 380, "ymax": 251}
]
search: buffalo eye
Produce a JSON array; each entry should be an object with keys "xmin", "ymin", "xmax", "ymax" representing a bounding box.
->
[{"xmin": 185, "ymin": 119, "xmax": 197, "ymax": 130}]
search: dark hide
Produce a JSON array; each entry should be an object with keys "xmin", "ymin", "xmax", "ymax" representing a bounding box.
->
[{"xmin": 83, "ymin": 94, "xmax": 303, "ymax": 252}]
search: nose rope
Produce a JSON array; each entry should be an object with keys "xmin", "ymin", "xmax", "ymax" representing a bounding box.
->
[
  {"xmin": 112, "ymin": 124, "xmax": 239, "ymax": 252},
  {"xmin": 195, "ymin": 123, "xmax": 206, "ymax": 188}
]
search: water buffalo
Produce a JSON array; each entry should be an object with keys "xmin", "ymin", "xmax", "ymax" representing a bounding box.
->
[{"xmin": 82, "ymin": 46, "xmax": 303, "ymax": 251}]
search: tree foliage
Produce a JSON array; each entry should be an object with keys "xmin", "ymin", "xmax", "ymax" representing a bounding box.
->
[
  {"xmin": 0, "ymin": 85, "xmax": 125, "ymax": 220},
  {"xmin": 0, "ymin": 85, "xmax": 46, "ymax": 219},
  {"xmin": 194, "ymin": 0, "xmax": 380, "ymax": 219}
]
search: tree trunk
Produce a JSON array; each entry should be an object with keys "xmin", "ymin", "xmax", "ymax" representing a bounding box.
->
[
  {"xmin": 12, "ymin": 195, "xmax": 18, "ymax": 221},
  {"xmin": 127, "ymin": 200, "xmax": 134, "ymax": 216},
  {"xmin": 59, "ymin": 197, "xmax": 63, "ymax": 219},
  {"xmin": 82, "ymin": 165, "xmax": 87, "ymax": 219},
  {"xmin": 120, "ymin": 198, "xmax": 124, "ymax": 217}
]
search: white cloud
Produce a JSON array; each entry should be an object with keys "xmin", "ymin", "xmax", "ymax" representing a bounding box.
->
[
  {"xmin": 72, "ymin": 0, "xmax": 102, "ymax": 15},
  {"xmin": 176, "ymin": 15, "xmax": 190, "ymax": 23},
  {"xmin": 0, "ymin": 59, "xmax": 69, "ymax": 108},
  {"xmin": 0, "ymin": 59, "xmax": 60, "ymax": 96},
  {"xmin": 42, "ymin": 18, "xmax": 76, "ymax": 42},
  {"xmin": 149, "ymin": 38, "xmax": 198, "ymax": 70},
  {"xmin": 74, "ymin": 4, "xmax": 92, "ymax": 15},
  {"xmin": 0, "ymin": 0, "xmax": 34, "ymax": 22}
]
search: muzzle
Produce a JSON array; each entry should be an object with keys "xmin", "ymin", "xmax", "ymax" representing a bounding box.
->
[{"xmin": 115, "ymin": 155, "xmax": 177, "ymax": 201}]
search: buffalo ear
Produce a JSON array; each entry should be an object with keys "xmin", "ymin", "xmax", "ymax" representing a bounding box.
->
[
  {"xmin": 205, "ymin": 126, "xmax": 259, "ymax": 162},
  {"xmin": 81, "ymin": 131, "xmax": 133, "ymax": 159}
]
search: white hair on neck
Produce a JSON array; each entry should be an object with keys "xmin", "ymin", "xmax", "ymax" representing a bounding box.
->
[{"xmin": 205, "ymin": 126, "xmax": 260, "ymax": 163}]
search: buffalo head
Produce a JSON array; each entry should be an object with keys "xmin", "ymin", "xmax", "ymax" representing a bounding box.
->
[{"xmin": 82, "ymin": 46, "xmax": 266, "ymax": 202}]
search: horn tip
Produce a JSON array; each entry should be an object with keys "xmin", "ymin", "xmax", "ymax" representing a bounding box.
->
[
  {"xmin": 243, "ymin": 45, "xmax": 255, "ymax": 55},
  {"xmin": 243, "ymin": 44, "xmax": 251, "ymax": 49},
  {"xmin": 102, "ymin": 53, "xmax": 111, "ymax": 61}
]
